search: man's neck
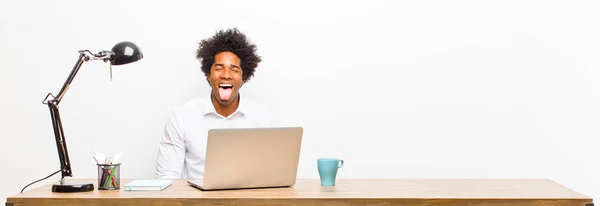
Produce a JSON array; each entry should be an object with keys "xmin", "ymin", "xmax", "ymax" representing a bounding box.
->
[{"xmin": 211, "ymin": 93, "xmax": 240, "ymax": 117}]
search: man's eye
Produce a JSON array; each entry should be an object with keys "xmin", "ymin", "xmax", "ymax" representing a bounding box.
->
[{"xmin": 214, "ymin": 67, "xmax": 223, "ymax": 70}]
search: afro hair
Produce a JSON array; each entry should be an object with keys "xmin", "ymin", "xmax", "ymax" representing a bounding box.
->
[{"xmin": 196, "ymin": 28, "xmax": 262, "ymax": 82}]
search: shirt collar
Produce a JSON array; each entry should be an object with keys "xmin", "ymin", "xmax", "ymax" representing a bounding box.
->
[{"xmin": 203, "ymin": 92, "xmax": 247, "ymax": 117}]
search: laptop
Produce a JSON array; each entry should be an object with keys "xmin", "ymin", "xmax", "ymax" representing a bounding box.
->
[{"xmin": 187, "ymin": 127, "xmax": 303, "ymax": 191}]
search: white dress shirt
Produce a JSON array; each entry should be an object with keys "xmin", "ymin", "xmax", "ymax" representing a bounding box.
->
[{"xmin": 155, "ymin": 93, "xmax": 271, "ymax": 179}]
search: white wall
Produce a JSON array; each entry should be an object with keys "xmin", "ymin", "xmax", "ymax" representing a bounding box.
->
[{"xmin": 1, "ymin": 0, "xmax": 599, "ymax": 202}]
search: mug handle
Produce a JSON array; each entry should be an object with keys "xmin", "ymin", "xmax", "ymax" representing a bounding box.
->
[{"xmin": 338, "ymin": 160, "xmax": 344, "ymax": 168}]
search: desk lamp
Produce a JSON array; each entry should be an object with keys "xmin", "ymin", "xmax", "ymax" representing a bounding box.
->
[{"xmin": 27, "ymin": 42, "xmax": 143, "ymax": 193}]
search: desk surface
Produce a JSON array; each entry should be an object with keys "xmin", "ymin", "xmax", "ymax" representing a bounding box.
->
[{"xmin": 6, "ymin": 179, "xmax": 593, "ymax": 206}]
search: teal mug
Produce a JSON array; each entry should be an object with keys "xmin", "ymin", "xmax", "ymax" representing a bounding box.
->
[{"xmin": 317, "ymin": 158, "xmax": 344, "ymax": 186}]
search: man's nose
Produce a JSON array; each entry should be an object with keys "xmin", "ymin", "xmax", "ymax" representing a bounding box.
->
[{"xmin": 220, "ymin": 68, "xmax": 232, "ymax": 79}]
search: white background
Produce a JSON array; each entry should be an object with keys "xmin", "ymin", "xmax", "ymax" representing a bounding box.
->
[{"xmin": 1, "ymin": 0, "xmax": 599, "ymax": 202}]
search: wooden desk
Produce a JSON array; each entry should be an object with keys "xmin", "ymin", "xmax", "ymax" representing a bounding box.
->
[{"xmin": 6, "ymin": 179, "xmax": 593, "ymax": 206}]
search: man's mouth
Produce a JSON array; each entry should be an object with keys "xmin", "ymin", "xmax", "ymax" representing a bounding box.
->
[
  {"xmin": 218, "ymin": 83, "xmax": 234, "ymax": 101},
  {"xmin": 219, "ymin": 83, "xmax": 233, "ymax": 89}
]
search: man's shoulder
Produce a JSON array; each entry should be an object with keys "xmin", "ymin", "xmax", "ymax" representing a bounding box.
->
[
  {"xmin": 240, "ymin": 96, "xmax": 271, "ymax": 125},
  {"xmin": 241, "ymin": 97, "xmax": 270, "ymax": 114}
]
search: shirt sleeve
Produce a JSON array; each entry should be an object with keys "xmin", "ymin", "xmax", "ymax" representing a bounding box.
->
[
  {"xmin": 264, "ymin": 107, "xmax": 273, "ymax": 127},
  {"xmin": 156, "ymin": 111, "xmax": 186, "ymax": 179}
]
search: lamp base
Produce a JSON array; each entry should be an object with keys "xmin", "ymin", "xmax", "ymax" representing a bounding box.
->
[{"xmin": 52, "ymin": 183, "xmax": 94, "ymax": 192}]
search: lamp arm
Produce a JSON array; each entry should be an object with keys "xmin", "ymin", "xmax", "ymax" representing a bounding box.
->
[
  {"xmin": 42, "ymin": 52, "xmax": 87, "ymax": 179},
  {"xmin": 41, "ymin": 50, "xmax": 113, "ymax": 180}
]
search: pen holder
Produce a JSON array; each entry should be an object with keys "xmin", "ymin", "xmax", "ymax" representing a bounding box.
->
[{"xmin": 97, "ymin": 163, "xmax": 120, "ymax": 190}]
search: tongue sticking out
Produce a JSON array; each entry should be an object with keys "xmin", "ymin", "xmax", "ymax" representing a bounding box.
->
[{"xmin": 219, "ymin": 88, "xmax": 233, "ymax": 101}]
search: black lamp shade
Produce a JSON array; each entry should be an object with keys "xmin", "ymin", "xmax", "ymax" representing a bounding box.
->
[{"xmin": 110, "ymin": 41, "xmax": 143, "ymax": 65}]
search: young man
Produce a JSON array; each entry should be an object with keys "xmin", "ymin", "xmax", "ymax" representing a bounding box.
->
[{"xmin": 155, "ymin": 28, "xmax": 271, "ymax": 179}]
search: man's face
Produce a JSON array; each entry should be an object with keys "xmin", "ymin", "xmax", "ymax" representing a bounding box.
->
[{"xmin": 208, "ymin": 51, "xmax": 243, "ymax": 106}]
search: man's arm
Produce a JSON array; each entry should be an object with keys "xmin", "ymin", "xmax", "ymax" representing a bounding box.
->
[{"xmin": 156, "ymin": 112, "xmax": 186, "ymax": 179}]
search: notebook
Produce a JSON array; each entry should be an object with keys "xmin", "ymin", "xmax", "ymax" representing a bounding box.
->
[{"xmin": 124, "ymin": 179, "xmax": 172, "ymax": 191}]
